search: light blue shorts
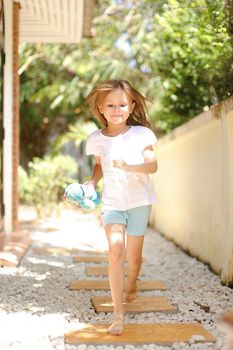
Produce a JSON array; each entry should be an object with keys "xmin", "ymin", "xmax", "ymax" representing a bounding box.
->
[{"xmin": 101, "ymin": 205, "xmax": 152, "ymax": 236}]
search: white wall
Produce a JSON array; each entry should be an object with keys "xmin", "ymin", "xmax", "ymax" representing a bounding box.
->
[{"xmin": 151, "ymin": 98, "xmax": 233, "ymax": 285}]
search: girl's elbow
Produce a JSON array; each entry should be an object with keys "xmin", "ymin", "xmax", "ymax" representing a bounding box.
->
[
  {"xmin": 151, "ymin": 168, "xmax": 157, "ymax": 174},
  {"xmin": 151, "ymin": 162, "xmax": 158, "ymax": 174}
]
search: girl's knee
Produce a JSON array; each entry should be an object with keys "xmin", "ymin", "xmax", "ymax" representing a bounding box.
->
[
  {"xmin": 106, "ymin": 224, "xmax": 125, "ymax": 235},
  {"xmin": 127, "ymin": 254, "xmax": 142, "ymax": 266},
  {"xmin": 109, "ymin": 243, "xmax": 125, "ymax": 263}
]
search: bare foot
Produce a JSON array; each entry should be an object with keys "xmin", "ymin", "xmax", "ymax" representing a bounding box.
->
[
  {"xmin": 107, "ymin": 313, "xmax": 124, "ymax": 335},
  {"xmin": 124, "ymin": 281, "xmax": 137, "ymax": 303}
]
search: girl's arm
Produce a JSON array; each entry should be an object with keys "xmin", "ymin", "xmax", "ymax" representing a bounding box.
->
[
  {"xmin": 113, "ymin": 145, "xmax": 158, "ymax": 174},
  {"xmin": 89, "ymin": 156, "xmax": 103, "ymax": 187}
]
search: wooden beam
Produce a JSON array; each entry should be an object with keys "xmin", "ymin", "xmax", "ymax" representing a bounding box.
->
[{"xmin": 0, "ymin": 230, "xmax": 31, "ymax": 267}]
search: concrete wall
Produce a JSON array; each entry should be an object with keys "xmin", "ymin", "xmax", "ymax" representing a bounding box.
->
[{"xmin": 150, "ymin": 97, "xmax": 233, "ymax": 285}]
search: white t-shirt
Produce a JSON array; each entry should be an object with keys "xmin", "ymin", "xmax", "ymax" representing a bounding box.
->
[{"xmin": 86, "ymin": 125, "xmax": 157, "ymax": 211}]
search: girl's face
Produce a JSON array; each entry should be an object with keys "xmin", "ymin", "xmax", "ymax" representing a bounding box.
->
[{"xmin": 99, "ymin": 88, "xmax": 135, "ymax": 126}]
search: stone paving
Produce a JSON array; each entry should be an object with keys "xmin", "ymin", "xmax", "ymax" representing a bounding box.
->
[{"xmin": 0, "ymin": 207, "xmax": 233, "ymax": 350}]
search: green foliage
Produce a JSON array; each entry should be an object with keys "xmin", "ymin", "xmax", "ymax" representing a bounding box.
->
[
  {"xmin": 19, "ymin": 155, "xmax": 77, "ymax": 217},
  {"xmin": 19, "ymin": 44, "xmax": 83, "ymax": 167},
  {"xmin": 126, "ymin": 0, "xmax": 233, "ymax": 132},
  {"xmin": 19, "ymin": 0, "xmax": 233, "ymax": 161},
  {"xmin": 51, "ymin": 121, "xmax": 98, "ymax": 155},
  {"xmin": 18, "ymin": 166, "xmax": 29, "ymax": 200}
]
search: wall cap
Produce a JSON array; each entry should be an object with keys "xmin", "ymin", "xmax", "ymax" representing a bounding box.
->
[{"xmin": 157, "ymin": 96, "xmax": 233, "ymax": 146}]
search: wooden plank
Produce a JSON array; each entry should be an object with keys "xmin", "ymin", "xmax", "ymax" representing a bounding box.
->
[
  {"xmin": 0, "ymin": 231, "xmax": 31, "ymax": 267},
  {"xmin": 33, "ymin": 246, "xmax": 77, "ymax": 256},
  {"xmin": 80, "ymin": 249, "xmax": 108, "ymax": 254},
  {"xmin": 85, "ymin": 265, "xmax": 144, "ymax": 276},
  {"xmin": 73, "ymin": 255, "xmax": 109, "ymax": 263},
  {"xmin": 33, "ymin": 247, "xmax": 108, "ymax": 256},
  {"xmin": 73, "ymin": 255, "xmax": 146, "ymax": 263},
  {"xmin": 91, "ymin": 295, "xmax": 177, "ymax": 313},
  {"xmin": 64, "ymin": 323, "xmax": 216, "ymax": 345},
  {"xmin": 69, "ymin": 279, "xmax": 167, "ymax": 291}
]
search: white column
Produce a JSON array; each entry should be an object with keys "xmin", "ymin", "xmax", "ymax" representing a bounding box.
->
[{"xmin": 3, "ymin": 0, "xmax": 13, "ymax": 234}]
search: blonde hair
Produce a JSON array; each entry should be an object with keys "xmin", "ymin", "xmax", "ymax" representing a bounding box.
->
[{"xmin": 86, "ymin": 79, "xmax": 151, "ymax": 128}]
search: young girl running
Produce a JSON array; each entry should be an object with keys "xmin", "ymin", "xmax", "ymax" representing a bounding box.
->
[{"xmin": 85, "ymin": 79, "xmax": 158, "ymax": 335}]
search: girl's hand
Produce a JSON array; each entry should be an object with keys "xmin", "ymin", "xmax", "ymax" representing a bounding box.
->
[
  {"xmin": 113, "ymin": 146, "xmax": 158, "ymax": 174},
  {"xmin": 113, "ymin": 159, "xmax": 128, "ymax": 170},
  {"xmin": 83, "ymin": 180, "xmax": 96, "ymax": 187},
  {"xmin": 63, "ymin": 194, "xmax": 80, "ymax": 207}
]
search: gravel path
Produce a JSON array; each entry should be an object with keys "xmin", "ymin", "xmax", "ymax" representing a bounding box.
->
[{"xmin": 0, "ymin": 208, "xmax": 233, "ymax": 350}]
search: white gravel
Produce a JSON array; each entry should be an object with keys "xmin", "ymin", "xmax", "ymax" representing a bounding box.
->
[{"xmin": 0, "ymin": 207, "xmax": 233, "ymax": 350}]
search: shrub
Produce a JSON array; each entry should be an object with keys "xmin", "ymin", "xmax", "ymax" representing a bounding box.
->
[{"xmin": 19, "ymin": 154, "xmax": 78, "ymax": 217}]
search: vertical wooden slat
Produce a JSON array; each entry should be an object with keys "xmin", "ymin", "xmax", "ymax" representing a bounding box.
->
[{"xmin": 12, "ymin": 1, "xmax": 20, "ymax": 231}]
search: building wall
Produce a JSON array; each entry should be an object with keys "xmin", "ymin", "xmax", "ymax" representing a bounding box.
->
[{"xmin": 150, "ymin": 97, "xmax": 233, "ymax": 285}]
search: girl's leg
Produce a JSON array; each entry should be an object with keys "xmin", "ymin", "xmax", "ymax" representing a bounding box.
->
[
  {"xmin": 105, "ymin": 223, "xmax": 126, "ymax": 335},
  {"xmin": 125, "ymin": 235, "xmax": 144, "ymax": 302}
]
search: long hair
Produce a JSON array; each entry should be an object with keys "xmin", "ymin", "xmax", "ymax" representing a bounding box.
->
[{"xmin": 86, "ymin": 79, "xmax": 151, "ymax": 128}]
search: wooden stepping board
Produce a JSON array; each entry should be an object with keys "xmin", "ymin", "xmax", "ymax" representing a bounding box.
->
[
  {"xmin": 77, "ymin": 249, "xmax": 108, "ymax": 255},
  {"xmin": 73, "ymin": 255, "xmax": 108, "ymax": 263},
  {"xmin": 85, "ymin": 265, "xmax": 144, "ymax": 276},
  {"xmin": 33, "ymin": 247, "xmax": 77, "ymax": 256},
  {"xmin": 73, "ymin": 255, "xmax": 146, "ymax": 263},
  {"xmin": 64, "ymin": 323, "xmax": 216, "ymax": 345},
  {"xmin": 69, "ymin": 279, "xmax": 167, "ymax": 291},
  {"xmin": 91, "ymin": 296, "xmax": 177, "ymax": 313}
]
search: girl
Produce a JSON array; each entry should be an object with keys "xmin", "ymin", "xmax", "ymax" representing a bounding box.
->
[{"xmin": 85, "ymin": 79, "xmax": 158, "ymax": 335}]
